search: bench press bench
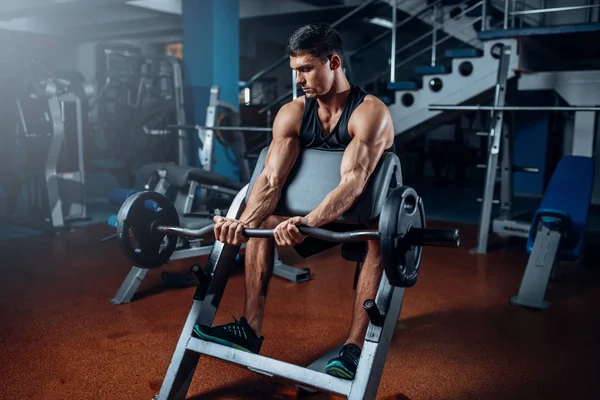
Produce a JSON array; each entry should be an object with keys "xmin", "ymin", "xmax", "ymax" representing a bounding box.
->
[{"xmin": 511, "ymin": 155, "xmax": 595, "ymax": 310}]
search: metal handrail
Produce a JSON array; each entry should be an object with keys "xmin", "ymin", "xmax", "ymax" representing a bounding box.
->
[
  {"xmin": 362, "ymin": 15, "xmax": 484, "ymax": 87},
  {"xmin": 388, "ymin": 0, "xmax": 483, "ymax": 82},
  {"xmin": 447, "ymin": 12, "xmax": 511, "ymax": 53},
  {"xmin": 395, "ymin": 0, "xmax": 482, "ymax": 57},
  {"xmin": 241, "ymin": 0, "xmax": 380, "ymax": 90},
  {"xmin": 351, "ymin": 0, "xmax": 445, "ymax": 59},
  {"xmin": 489, "ymin": 0, "xmax": 600, "ymax": 30},
  {"xmin": 491, "ymin": 0, "xmax": 541, "ymax": 27},
  {"xmin": 376, "ymin": 1, "xmax": 484, "ymax": 83},
  {"xmin": 510, "ymin": 3, "xmax": 600, "ymax": 15}
]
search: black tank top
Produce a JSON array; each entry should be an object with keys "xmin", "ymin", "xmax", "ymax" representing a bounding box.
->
[{"xmin": 298, "ymin": 84, "xmax": 395, "ymax": 152}]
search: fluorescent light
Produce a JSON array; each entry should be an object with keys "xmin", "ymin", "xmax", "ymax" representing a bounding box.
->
[
  {"xmin": 367, "ymin": 17, "xmax": 394, "ymax": 29},
  {"xmin": 244, "ymin": 88, "xmax": 250, "ymax": 105}
]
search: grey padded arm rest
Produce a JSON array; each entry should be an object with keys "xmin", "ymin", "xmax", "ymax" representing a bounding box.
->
[{"xmin": 245, "ymin": 147, "xmax": 402, "ymax": 225}]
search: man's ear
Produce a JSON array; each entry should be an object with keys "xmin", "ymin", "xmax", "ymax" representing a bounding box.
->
[{"xmin": 329, "ymin": 54, "xmax": 342, "ymax": 71}]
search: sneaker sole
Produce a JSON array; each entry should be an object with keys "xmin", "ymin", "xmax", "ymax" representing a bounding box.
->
[
  {"xmin": 192, "ymin": 325, "xmax": 254, "ymax": 353},
  {"xmin": 325, "ymin": 360, "xmax": 355, "ymax": 380}
]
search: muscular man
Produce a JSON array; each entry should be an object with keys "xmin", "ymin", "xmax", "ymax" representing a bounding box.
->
[{"xmin": 193, "ymin": 22, "xmax": 395, "ymax": 380}]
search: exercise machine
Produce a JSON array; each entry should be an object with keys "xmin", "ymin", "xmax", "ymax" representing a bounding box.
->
[
  {"xmin": 511, "ymin": 155, "xmax": 594, "ymax": 309},
  {"xmin": 88, "ymin": 48, "xmax": 187, "ymax": 186},
  {"xmin": 1, "ymin": 62, "xmax": 92, "ymax": 233},
  {"xmin": 111, "ymin": 146, "xmax": 460, "ymax": 399}
]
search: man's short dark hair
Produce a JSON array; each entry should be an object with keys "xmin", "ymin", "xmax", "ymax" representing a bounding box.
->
[{"xmin": 286, "ymin": 22, "xmax": 344, "ymax": 62}]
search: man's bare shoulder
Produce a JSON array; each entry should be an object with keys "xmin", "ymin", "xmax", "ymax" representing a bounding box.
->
[
  {"xmin": 277, "ymin": 96, "xmax": 305, "ymax": 120},
  {"xmin": 272, "ymin": 96, "xmax": 306, "ymax": 136},
  {"xmin": 348, "ymin": 94, "xmax": 394, "ymax": 146},
  {"xmin": 358, "ymin": 94, "xmax": 390, "ymax": 115},
  {"xmin": 350, "ymin": 94, "xmax": 392, "ymax": 128}
]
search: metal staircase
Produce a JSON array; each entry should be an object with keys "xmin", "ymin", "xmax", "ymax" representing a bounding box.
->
[
  {"xmin": 363, "ymin": 0, "xmax": 529, "ymax": 138},
  {"xmin": 385, "ymin": 37, "xmax": 518, "ymax": 137}
]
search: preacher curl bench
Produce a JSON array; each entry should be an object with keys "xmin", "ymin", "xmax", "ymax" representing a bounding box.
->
[{"xmin": 114, "ymin": 147, "xmax": 460, "ymax": 399}]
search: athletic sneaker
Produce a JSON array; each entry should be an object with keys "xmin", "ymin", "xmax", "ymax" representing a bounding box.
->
[
  {"xmin": 192, "ymin": 317, "xmax": 264, "ymax": 354},
  {"xmin": 325, "ymin": 343, "xmax": 361, "ymax": 380}
]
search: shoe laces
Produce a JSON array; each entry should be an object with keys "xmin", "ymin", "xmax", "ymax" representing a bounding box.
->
[{"xmin": 219, "ymin": 317, "xmax": 250, "ymax": 339}]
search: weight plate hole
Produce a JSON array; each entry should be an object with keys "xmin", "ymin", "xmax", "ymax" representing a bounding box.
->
[
  {"xmin": 145, "ymin": 200, "xmax": 160, "ymax": 211},
  {"xmin": 159, "ymin": 237, "xmax": 168, "ymax": 252},
  {"xmin": 403, "ymin": 195, "xmax": 417, "ymax": 215}
]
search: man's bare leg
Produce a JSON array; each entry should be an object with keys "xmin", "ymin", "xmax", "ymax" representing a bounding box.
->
[
  {"xmin": 345, "ymin": 239, "xmax": 384, "ymax": 347},
  {"xmin": 244, "ymin": 215, "xmax": 288, "ymax": 336}
]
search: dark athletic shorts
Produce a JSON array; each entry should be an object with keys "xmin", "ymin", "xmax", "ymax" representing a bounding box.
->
[{"xmin": 292, "ymin": 222, "xmax": 366, "ymax": 259}]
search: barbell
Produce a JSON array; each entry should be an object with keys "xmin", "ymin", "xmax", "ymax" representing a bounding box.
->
[{"xmin": 115, "ymin": 186, "xmax": 460, "ymax": 287}]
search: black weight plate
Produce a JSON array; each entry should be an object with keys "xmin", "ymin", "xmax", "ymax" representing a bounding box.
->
[
  {"xmin": 401, "ymin": 198, "xmax": 425, "ymax": 286},
  {"xmin": 116, "ymin": 191, "xmax": 180, "ymax": 269},
  {"xmin": 380, "ymin": 186, "xmax": 426, "ymax": 287}
]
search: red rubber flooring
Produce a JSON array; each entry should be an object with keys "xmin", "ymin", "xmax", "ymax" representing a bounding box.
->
[{"xmin": 0, "ymin": 221, "xmax": 599, "ymax": 400}]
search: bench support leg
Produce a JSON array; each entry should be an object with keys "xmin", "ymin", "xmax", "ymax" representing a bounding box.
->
[
  {"xmin": 511, "ymin": 224, "xmax": 561, "ymax": 310},
  {"xmin": 273, "ymin": 250, "xmax": 310, "ymax": 283},
  {"xmin": 110, "ymin": 267, "xmax": 148, "ymax": 305}
]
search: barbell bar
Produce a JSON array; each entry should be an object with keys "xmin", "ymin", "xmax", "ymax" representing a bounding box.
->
[
  {"xmin": 158, "ymin": 224, "xmax": 459, "ymax": 248},
  {"xmin": 115, "ymin": 187, "xmax": 460, "ymax": 287}
]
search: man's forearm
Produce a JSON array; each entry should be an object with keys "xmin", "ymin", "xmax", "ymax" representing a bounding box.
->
[
  {"xmin": 238, "ymin": 175, "xmax": 283, "ymax": 228},
  {"xmin": 305, "ymin": 181, "xmax": 361, "ymax": 227}
]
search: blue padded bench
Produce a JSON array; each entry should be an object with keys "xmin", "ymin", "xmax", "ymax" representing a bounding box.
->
[{"xmin": 511, "ymin": 156, "xmax": 594, "ymax": 310}]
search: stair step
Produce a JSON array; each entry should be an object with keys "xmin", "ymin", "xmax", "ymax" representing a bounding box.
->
[
  {"xmin": 477, "ymin": 22, "xmax": 600, "ymax": 40},
  {"xmin": 387, "ymin": 81, "xmax": 421, "ymax": 91},
  {"xmin": 379, "ymin": 96, "xmax": 394, "ymax": 105},
  {"xmin": 444, "ymin": 48, "xmax": 483, "ymax": 59},
  {"xmin": 414, "ymin": 65, "xmax": 451, "ymax": 75}
]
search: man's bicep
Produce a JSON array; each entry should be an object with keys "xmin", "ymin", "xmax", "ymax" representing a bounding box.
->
[
  {"xmin": 339, "ymin": 137, "xmax": 385, "ymax": 187},
  {"xmin": 262, "ymin": 104, "xmax": 302, "ymax": 185},
  {"xmin": 340, "ymin": 104, "xmax": 391, "ymax": 190},
  {"xmin": 263, "ymin": 135, "xmax": 300, "ymax": 184}
]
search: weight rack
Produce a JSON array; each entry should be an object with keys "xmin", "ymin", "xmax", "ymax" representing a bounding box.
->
[{"xmin": 429, "ymin": 45, "xmax": 600, "ymax": 254}]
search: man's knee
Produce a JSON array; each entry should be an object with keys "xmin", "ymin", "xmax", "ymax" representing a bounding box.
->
[
  {"xmin": 367, "ymin": 220, "xmax": 381, "ymax": 252},
  {"xmin": 367, "ymin": 240, "xmax": 381, "ymax": 256}
]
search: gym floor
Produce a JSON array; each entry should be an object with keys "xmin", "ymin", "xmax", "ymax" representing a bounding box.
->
[{"xmin": 1, "ymin": 213, "xmax": 599, "ymax": 399}]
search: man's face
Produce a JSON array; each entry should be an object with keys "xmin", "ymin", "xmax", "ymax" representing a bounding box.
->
[{"xmin": 290, "ymin": 53, "xmax": 340, "ymax": 98}]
